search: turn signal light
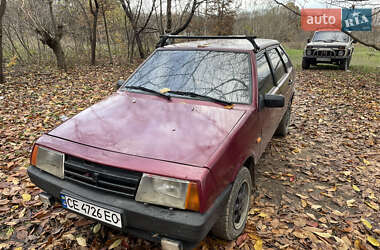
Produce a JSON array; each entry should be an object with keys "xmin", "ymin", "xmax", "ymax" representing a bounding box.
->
[
  {"xmin": 31, "ymin": 145, "xmax": 39, "ymax": 166},
  {"xmin": 185, "ymin": 182, "xmax": 200, "ymax": 212}
]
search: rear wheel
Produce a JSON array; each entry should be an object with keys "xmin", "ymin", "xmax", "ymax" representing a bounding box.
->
[
  {"xmin": 275, "ymin": 103, "xmax": 292, "ymax": 137},
  {"xmin": 211, "ymin": 167, "xmax": 252, "ymax": 240},
  {"xmin": 302, "ymin": 58, "xmax": 310, "ymax": 69}
]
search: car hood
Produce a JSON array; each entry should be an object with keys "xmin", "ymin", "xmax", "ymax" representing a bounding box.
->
[{"xmin": 48, "ymin": 93, "xmax": 246, "ymax": 167}]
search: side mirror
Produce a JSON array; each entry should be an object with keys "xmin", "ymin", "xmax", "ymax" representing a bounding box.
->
[
  {"xmin": 115, "ymin": 80, "xmax": 124, "ymax": 90},
  {"xmin": 307, "ymin": 38, "xmax": 311, "ymax": 43},
  {"xmin": 264, "ymin": 95, "xmax": 285, "ymax": 108},
  {"xmin": 352, "ymin": 40, "xmax": 358, "ymax": 44}
]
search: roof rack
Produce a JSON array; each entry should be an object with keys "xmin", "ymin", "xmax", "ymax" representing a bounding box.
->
[{"xmin": 158, "ymin": 35, "xmax": 260, "ymax": 52}]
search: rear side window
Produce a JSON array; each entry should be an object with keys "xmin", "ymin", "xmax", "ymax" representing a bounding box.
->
[
  {"xmin": 267, "ymin": 48, "xmax": 286, "ymax": 82},
  {"xmin": 278, "ymin": 47, "xmax": 291, "ymax": 69},
  {"xmin": 256, "ymin": 54, "xmax": 275, "ymax": 95}
]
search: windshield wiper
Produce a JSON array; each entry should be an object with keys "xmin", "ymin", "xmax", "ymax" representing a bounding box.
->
[
  {"xmin": 166, "ymin": 90, "xmax": 232, "ymax": 106},
  {"xmin": 124, "ymin": 85, "xmax": 171, "ymax": 100},
  {"xmin": 313, "ymin": 39, "xmax": 326, "ymax": 42}
]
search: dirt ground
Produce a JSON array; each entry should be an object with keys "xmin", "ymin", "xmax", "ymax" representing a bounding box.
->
[{"xmin": 0, "ymin": 65, "xmax": 379, "ymax": 249}]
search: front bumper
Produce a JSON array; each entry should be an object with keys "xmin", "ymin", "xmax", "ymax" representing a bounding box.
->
[
  {"xmin": 28, "ymin": 166, "xmax": 231, "ymax": 249},
  {"xmin": 303, "ymin": 55, "xmax": 348, "ymax": 60}
]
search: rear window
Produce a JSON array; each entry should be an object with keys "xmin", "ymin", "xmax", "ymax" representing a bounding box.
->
[
  {"xmin": 278, "ymin": 47, "xmax": 291, "ymax": 69},
  {"xmin": 125, "ymin": 50, "xmax": 252, "ymax": 104},
  {"xmin": 256, "ymin": 54, "xmax": 275, "ymax": 95},
  {"xmin": 267, "ymin": 48, "xmax": 286, "ymax": 82}
]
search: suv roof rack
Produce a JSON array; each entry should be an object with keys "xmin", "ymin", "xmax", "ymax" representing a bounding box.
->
[{"xmin": 158, "ymin": 35, "xmax": 260, "ymax": 52}]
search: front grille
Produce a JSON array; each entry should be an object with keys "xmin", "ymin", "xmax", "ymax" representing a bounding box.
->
[
  {"xmin": 64, "ymin": 155, "xmax": 142, "ymax": 199},
  {"xmin": 314, "ymin": 50, "xmax": 335, "ymax": 57}
]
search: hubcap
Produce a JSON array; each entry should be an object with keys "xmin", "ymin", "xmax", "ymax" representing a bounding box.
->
[{"xmin": 233, "ymin": 181, "xmax": 249, "ymax": 230}]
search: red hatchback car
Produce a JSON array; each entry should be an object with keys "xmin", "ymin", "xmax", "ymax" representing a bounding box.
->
[{"xmin": 28, "ymin": 36, "xmax": 295, "ymax": 249}]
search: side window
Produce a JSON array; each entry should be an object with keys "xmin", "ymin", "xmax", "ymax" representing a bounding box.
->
[
  {"xmin": 267, "ymin": 48, "xmax": 286, "ymax": 82},
  {"xmin": 256, "ymin": 54, "xmax": 275, "ymax": 95},
  {"xmin": 278, "ymin": 47, "xmax": 291, "ymax": 69}
]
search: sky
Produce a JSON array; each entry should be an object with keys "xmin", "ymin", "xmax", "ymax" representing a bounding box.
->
[{"xmin": 240, "ymin": 0, "xmax": 380, "ymax": 10}]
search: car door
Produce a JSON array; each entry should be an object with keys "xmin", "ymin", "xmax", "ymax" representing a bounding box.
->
[
  {"xmin": 255, "ymin": 51, "xmax": 277, "ymax": 156},
  {"xmin": 257, "ymin": 46, "xmax": 293, "ymax": 153},
  {"xmin": 266, "ymin": 47, "xmax": 293, "ymax": 124},
  {"xmin": 277, "ymin": 45, "xmax": 295, "ymax": 107}
]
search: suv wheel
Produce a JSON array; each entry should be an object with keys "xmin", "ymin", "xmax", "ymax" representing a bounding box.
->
[
  {"xmin": 211, "ymin": 167, "xmax": 252, "ymax": 240},
  {"xmin": 275, "ymin": 103, "xmax": 292, "ymax": 137},
  {"xmin": 339, "ymin": 59, "xmax": 349, "ymax": 70},
  {"xmin": 302, "ymin": 58, "xmax": 310, "ymax": 70}
]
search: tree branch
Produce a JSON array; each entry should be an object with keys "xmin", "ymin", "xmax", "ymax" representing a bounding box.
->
[{"xmin": 273, "ymin": 0, "xmax": 300, "ymax": 16}]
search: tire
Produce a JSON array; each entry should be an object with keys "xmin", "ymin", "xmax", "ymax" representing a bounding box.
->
[
  {"xmin": 211, "ymin": 167, "xmax": 252, "ymax": 240},
  {"xmin": 302, "ymin": 58, "xmax": 310, "ymax": 70},
  {"xmin": 339, "ymin": 59, "xmax": 348, "ymax": 70},
  {"xmin": 275, "ymin": 103, "xmax": 292, "ymax": 137}
]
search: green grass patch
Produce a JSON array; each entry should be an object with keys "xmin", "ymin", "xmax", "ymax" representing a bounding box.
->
[{"xmin": 283, "ymin": 45, "xmax": 380, "ymax": 73}]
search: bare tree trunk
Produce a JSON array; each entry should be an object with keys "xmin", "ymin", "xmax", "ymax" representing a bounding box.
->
[
  {"xmin": 4, "ymin": 27, "xmax": 24, "ymax": 63},
  {"xmin": 12, "ymin": 26, "xmax": 33, "ymax": 60},
  {"xmin": 102, "ymin": 4, "xmax": 113, "ymax": 64},
  {"xmin": 0, "ymin": 0, "xmax": 6, "ymax": 84},
  {"xmin": 89, "ymin": 0, "xmax": 99, "ymax": 65},
  {"xmin": 36, "ymin": 3, "xmax": 67, "ymax": 70},
  {"xmin": 77, "ymin": 0, "xmax": 92, "ymax": 48},
  {"xmin": 119, "ymin": 0, "xmax": 156, "ymax": 59},
  {"xmin": 171, "ymin": 0, "xmax": 200, "ymax": 35},
  {"xmin": 166, "ymin": 0, "xmax": 172, "ymax": 33}
]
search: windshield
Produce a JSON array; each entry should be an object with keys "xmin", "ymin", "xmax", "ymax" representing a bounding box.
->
[
  {"xmin": 124, "ymin": 50, "xmax": 252, "ymax": 104},
  {"xmin": 312, "ymin": 31, "xmax": 350, "ymax": 42}
]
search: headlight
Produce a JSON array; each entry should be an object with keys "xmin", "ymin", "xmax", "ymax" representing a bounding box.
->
[
  {"xmin": 338, "ymin": 50, "xmax": 345, "ymax": 56},
  {"xmin": 31, "ymin": 145, "xmax": 64, "ymax": 179},
  {"xmin": 306, "ymin": 50, "xmax": 312, "ymax": 56},
  {"xmin": 136, "ymin": 174, "xmax": 200, "ymax": 211}
]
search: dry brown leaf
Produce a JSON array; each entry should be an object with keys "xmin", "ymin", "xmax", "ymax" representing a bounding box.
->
[
  {"xmin": 76, "ymin": 237, "xmax": 86, "ymax": 247},
  {"xmin": 22, "ymin": 193, "xmax": 31, "ymax": 202},
  {"xmin": 311, "ymin": 204, "xmax": 322, "ymax": 210},
  {"xmin": 306, "ymin": 213, "xmax": 317, "ymax": 220},
  {"xmin": 296, "ymin": 193, "xmax": 308, "ymax": 199},
  {"xmin": 361, "ymin": 218, "xmax": 372, "ymax": 230},
  {"xmin": 0, "ymin": 200, "xmax": 9, "ymax": 205},
  {"xmin": 365, "ymin": 201, "xmax": 379, "ymax": 211},
  {"xmin": 254, "ymin": 238, "xmax": 263, "ymax": 250},
  {"xmin": 301, "ymin": 199, "xmax": 308, "ymax": 208},
  {"xmin": 313, "ymin": 232, "xmax": 331, "ymax": 238},
  {"xmin": 352, "ymin": 185, "xmax": 360, "ymax": 192},
  {"xmin": 347, "ymin": 199, "xmax": 355, "ymax": 207},
  {"xmin": 367, "ymin": 236, "xmax": 379, "ymax": 247},
  {"xmin": 109, "ymin": 239, "xmax": 122, "ymax": 249},
  {"xmin": 293, "ymin": 230, "xmax": 308, "ymax": 239},
  {"xmin": 294, "ymin": 217, "xmax": 307, "ymax": 227},
  {"xmin": 332, "ymin": 210, "xmax": 344, "ymax": 217},
  {"xmin": 93, "ymin": 223, "xmax": 101, "ymax": 234}
]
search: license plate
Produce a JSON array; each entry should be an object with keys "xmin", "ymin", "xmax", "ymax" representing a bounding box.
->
[
  {"xmin": 317, "ymin": 58, "xmax": 331, "ymax": 62},
  {"xmin": 60, "ymin": 194, "xmax": 122, "ymax": 228}
]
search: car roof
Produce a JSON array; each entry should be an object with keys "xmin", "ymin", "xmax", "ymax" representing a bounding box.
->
[{"xmin": 163, "ymin": 38, "xmax": 280, "ymax": 52}]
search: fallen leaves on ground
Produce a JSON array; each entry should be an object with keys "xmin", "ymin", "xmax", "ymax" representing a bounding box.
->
[{"xmin": 0, "ymin": 66, "xmax": 379, "ymax": 249}]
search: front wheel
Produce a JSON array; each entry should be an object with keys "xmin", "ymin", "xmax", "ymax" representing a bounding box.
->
[
  {"xmin": 211, "ymin": 167, "xmax": 252, "ymax": 240},
  {"xmin": 302, "ymin": 58, "xmax": 310, "ymax": 69},
  {"xmin": 339, "ymin": 59, "xmax": 348, "ymax": 70}
]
